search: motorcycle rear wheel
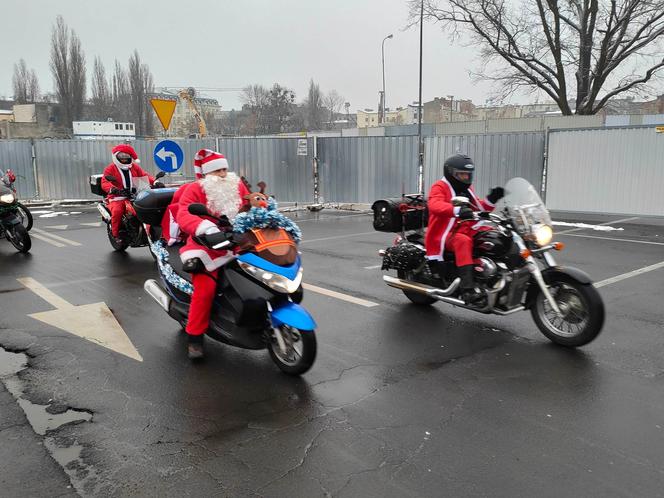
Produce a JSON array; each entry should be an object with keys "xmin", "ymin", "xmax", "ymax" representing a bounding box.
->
[
  {"xmin": 107, "ymin": 224, "xmax": 128, "ymax": 252},
  {"xmin": 531, "ymin": 278, "xmax": 604, "ymax": 347},
  {"xmin": 8, "ymin": 224, "xmax": 31, "ymax": 253},
  {"xmin": 268, "ymin": 325, "xmax": 316, "ymax": 375},
  {"xmin": 397, "ymin": 270, "xmax": 437, "ymax": 306}
]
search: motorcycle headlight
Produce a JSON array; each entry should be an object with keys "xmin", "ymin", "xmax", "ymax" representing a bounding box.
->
[
  {"xmin": 0, "ymin": 193, "xmax": 15, "ymax": 204},
  {"xmin": 532, "ymin": 223, "xmax": 553, "ymax": 247},
  {"xmin": 239, "ymin": 262, "xmax": 303, "ymax": 294}
]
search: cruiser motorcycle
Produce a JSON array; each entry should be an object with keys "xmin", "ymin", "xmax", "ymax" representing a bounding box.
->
[{"xmin": 376, "ymin": 177, "xmax": 605, "ymax": 347}]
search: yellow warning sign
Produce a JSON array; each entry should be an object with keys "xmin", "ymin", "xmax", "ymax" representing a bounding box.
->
[
  {"xmin": 150, "ymin": 98, "xmax": 177, "ymax": 131},
  {"xmin": 656, "ymin": 126, "xmax": 664, "ymax": 133}
]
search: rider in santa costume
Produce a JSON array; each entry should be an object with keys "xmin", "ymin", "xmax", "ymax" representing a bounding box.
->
[
  {"xmin": 425, "ymin": 154, "xmax": 504, "ymax": 304},
  {"xmin": 101, "ymin": 144, "xmax": 154, "ymax": 244},
  {"xmin": 175, "ymin": 149, "xmax": 250, "ymax": 359}
]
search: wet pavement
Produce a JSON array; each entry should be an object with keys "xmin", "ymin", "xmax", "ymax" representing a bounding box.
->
[{"xmin": 0, "ymin": 206, "xmax": 663, "ymax": 497}]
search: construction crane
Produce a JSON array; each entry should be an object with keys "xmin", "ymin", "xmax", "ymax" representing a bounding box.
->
[{"xmin": 177, "ymin": 87, "xmax": 207, "ymax": 138}]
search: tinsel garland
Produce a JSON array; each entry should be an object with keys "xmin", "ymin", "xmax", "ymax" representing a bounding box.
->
[
  {"xmin": 150, "ymin": 239, "xmax": 194, "ymax": 295},
  {"xmin": 233, "ymin": 198, "xmax": 302, "ymax": 242}
]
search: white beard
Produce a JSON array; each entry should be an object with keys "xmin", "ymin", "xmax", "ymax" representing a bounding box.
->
[{"xmin": 201, "ymin": 172, "xmax": 241, "ymax": 221}]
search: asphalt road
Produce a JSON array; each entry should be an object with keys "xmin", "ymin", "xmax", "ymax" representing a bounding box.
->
[{"xmin": 1, "ymin": 206, "xmax": 663, "ymax": 497}]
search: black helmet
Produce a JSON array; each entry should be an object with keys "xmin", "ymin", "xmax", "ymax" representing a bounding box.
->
[{"xmin": 443, "ymin": 154, "xmax": 475, "ymax": 186}]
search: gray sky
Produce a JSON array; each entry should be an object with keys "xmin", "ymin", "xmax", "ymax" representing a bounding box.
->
[{"xmin": 0, "ymin": 0, "xmax": 527, "ymax": 111}]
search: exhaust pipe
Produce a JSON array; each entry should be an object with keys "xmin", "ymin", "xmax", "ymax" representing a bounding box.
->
[
  {"xmin": 97, "ymin": 203, "xmax": 111, "ymax": 222},
  {"xmin": 383, "ymin": 275, "xmax": 461, "ymax": 298},
  {"xmin": 144, "ymin": 279, "xmax": 170, "ymax": 312}
]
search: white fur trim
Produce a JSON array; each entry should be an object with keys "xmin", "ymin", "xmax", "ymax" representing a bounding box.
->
[
  {"xmin": 180, "ymin": 249, "xmax": 235, "ymax": 272},
  {"xmin": 201, "ymin": 157, "xmax": 229, "ymax": 174},
  {"xmin": 167, "ymin": 212, "xmax": 181, "ymax": 246},
  {"xmin": 453, "ymin": 206, "xmax": 461, "ymax": 216},
  {"xmin": 200, "ymin": 172, "xmax": 241, "ymax": 221},
  {"xmin": 195, "ymin": 219, "xmax": 217, "ymax": 236}
]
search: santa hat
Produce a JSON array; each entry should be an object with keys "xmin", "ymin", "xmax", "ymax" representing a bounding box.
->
[
  {"xmin": 194, "ymin": 149, "xmax": 229, "ymax": 179},
  {"xmin": 112, "ymin": 144, "xmax": 138, "ymax": 159}
]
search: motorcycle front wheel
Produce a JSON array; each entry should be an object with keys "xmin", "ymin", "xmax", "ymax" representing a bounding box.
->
[
  {"xmin": 268, "ymin": 325, "xmax": 316, "ymax": 375},
  {"xmin": 16, "ymin": 203, "xmax": 33, "ymax": 231},
  {"xmin": 531, "ymin": 277, "xmax": 604, "ymax": 347},
  {"xmin": 8, "ymin": 224, "xmax": 31, "ymax": 253}
]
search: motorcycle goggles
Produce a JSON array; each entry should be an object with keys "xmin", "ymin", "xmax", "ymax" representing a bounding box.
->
[{"xmin": 116, "ymin": 152, "xmax": 133, "ymax": 164}]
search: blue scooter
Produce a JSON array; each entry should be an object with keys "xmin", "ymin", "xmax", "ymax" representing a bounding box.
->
[{"xmin": 138, "ymin": 195, "xmax": 317, "ymax": 375}]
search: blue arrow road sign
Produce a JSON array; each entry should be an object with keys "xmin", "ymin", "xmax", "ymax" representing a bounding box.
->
[{"xmin": 153, "ymin": 140, "xmax": 184, "ymax": 173}]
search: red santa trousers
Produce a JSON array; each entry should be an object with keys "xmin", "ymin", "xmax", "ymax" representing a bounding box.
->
[
  {"xmin": 444, "ymin": 221, "xmax": 488, "ymax": 267},
  {"xmin": 108, "ymin": 201, "xmax": 127, "ymax": 237},
  {"xmin": 186, "ymin": 270, "xmax": 219, "ymax": 336}
]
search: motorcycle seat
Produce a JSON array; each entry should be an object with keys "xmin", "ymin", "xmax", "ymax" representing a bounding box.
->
[{"xmin": 164, "ymin": 242, "xmax": 193, "ymax": 283}]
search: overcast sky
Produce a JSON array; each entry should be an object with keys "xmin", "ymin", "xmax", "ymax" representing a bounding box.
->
[{"xmin": 0, "ymin": 0, "xmax": 540, "ymax": 111}]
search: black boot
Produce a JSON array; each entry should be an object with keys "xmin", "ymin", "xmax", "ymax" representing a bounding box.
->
[
  {"xmin": 457, "ymin": 265, "xmax": 483, "ymax": 305},
  {"xmin": 187, "ymin": 334, "xmax": 205, "ymax": 360}
]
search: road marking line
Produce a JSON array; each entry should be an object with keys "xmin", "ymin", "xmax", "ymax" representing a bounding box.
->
[
  {"xmin": 295, "ymin": 212, "xmax": 371, "ymax": 223},
  {"xmin": 302, "ymin": 283, "xmax": 380, "ymax": 308},
  {"xmin": 558, "ymin": 233, "xmax": 664, "ymax": 246},
  {"xmin": 301, "ymin": 231, "xmax": 379, "ymax": 244},
  {"xmin": 30, "ymin": 232, "xmax": 66, "ymax": 248},
  {"xmin": 80, "ymin": 222, "xmax": 102, "ymax": 227},
  {"xmin": 31, "ymin": 228, "xmax": 81, "ymax": 247},
  {"xmin": 17, "ymin": 277, "xmax": 142, "ymax": 362},
  {"xmin": 364, "ymin": 264, "xmax": 382, "ymax": 270},
  {"xmin": 595, "ymin": 261, "xmax": 664, "ymax": 288},
  {"xmin": 45, "ymin": 225, "xmax": 68, "ymax": 230},
  {"xmin": 556, "ymin": 216, "xmax": 640, "ymax": 234}
]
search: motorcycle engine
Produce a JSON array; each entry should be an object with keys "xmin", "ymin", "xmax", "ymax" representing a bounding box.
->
[{"xmin": 474, "ymin": 257, "xmax": 499, "ymax": 285}]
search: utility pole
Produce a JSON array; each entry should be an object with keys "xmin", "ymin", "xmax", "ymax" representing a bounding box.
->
[
  {"xmin": 417, "ymin": 0, "xmax": 424, "ymax": 195},
  {"xmin": 447, "ymin": 94, "xmax": 454, "ymax": 122},
  {"xmin": 381, "ymin": 34, "xmax": 393, "ymax": 124}
]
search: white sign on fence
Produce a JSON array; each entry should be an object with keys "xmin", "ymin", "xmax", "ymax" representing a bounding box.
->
[{"xmin": 297, "ymin": 138, "xmax": 308, "ymax": 156}]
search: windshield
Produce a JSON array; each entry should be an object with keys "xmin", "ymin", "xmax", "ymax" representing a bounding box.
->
[
  {"xmin": 133, "ymin": 175, "xmax": 152, "ymax": 194},
  {"xmin": 495, "ymin": 177, "xmax": 551, "ymax": 228}
]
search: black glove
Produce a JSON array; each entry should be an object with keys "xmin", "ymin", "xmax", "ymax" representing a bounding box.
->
[
  {"xmin": 109, "ymin": 187, "xmax": 120, "ymax": 195},
  {"xmin": 457, "ymin": 205, "xmax": 475, "ymax": 221},
  {"xmin": 487, "ymin": 186, "xmax": 505, "ymax": 204},
  {"xmin": 152, "ymin": 181, "xmax": 165, "ymax": 189}
]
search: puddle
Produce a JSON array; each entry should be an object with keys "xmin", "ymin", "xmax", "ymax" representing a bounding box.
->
[
  {"xmin": 0, "ymin": 348, "xmax": 27, "ymax": 377},
  {"xmin": 45, "ymin": 439, "xmax": 84, "ymax": 467}
]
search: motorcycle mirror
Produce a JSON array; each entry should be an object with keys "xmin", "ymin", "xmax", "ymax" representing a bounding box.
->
[
  {"xmin": 105, "ymin": 175, "xmax": 117, "ymax": 182},
  {"xmin": 155, "ymin": 171, "xmax": 166, "ymax": 180},
  {"xmin": 188, "ymin": 203, "xmax": 210, "ymax": 217},
  {"xmin": 451, "ymin": 196, "xmax": 470, "ymax": 206}
]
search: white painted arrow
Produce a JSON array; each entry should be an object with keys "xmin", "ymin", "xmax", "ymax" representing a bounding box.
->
[
  {"xmin": 46, "ymin": 225, "xmax": 68, "ymax": 230},
  {"xmin": 17, "ymin": 277, "xmax": 143, "ymax": 362},
  {"xmin": 156, "ymin": 146, "xmax": 177, "ymax": 170}
]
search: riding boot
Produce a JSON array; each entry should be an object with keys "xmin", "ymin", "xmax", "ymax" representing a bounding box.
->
[
  {"xmin": 187, "ymin": 334, "xmax": 205, "ymax": 360},
  {"xmin": 457, "ymin": 265, "xmax": 483, "ymax": 304}
]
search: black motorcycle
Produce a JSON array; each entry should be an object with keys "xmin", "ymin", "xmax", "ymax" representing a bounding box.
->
[
  {"xmin": 377, "ymin": 178, "xmax": 605, "ymax": 347},
  {"xmin": 90, "ymin": 171, "xmax": 166, "ymax": 251},
  {"xmin": 1, "ymin": 168, "xmax": 33, "ymax": 231},
  {"xmin": 0, "ymin": 183, "xmax": 31, "ymax": 253}
]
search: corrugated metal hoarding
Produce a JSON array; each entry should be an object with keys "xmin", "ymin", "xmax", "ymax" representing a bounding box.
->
[
  {"xmin": 0, "ymin": 139, "xmax": 35, "ymax": 199},
  {"xmin": 546, "ymin": 127, "xmax": 664, "ymax": 216}
]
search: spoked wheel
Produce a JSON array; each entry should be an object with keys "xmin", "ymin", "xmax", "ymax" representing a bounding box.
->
[
  {"xmin": 531, "ymin": 278, "xmax": 604, "ymax": 347},
  {"xmin": 7, "ymin": 224, "xmax": 31, "ymax": 253},
  {"xmin": 268, "ymin": 325, "xmax": 317, "ymax": 375},
  {"xmin": 397, "ymin": 270, "xmax": 437, "ymax": 306},
  {"xmin": 16, "ymin": 203, "xmax": 33, "ymax": 231},
  {"xmin": 107, "ymin": 224, "xmax": 128, "ymax": 252}
]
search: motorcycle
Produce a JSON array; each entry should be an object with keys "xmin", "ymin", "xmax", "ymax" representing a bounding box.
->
[
  {"xmin": 1, "ymin": 168, "xmax": 33, "ymax": 231},
  {"xmin": 0, "ymin": 182, "xmax": 31, "ymax": 253},
  {"xmin": 378, "ymin": 177, "xmax": 605, "ymax": 347},
  {"xmin": 90, "ymin": 171, "xmax": 166, "ymax": 251},
  {"xmin": 133, "ymin": 190, "xmax": 317, "ymax": 375}
]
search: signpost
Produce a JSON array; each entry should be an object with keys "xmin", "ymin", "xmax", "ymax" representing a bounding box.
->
[
  {"xmin": 153, "ymin": 140, "xmax": 184, "ymax": 173},
  {"xmin": 297, "ymin": 138, "xmax": 308, "ymax": 156},
  {"xmin": 150, "ymin": 98, "xmax": 177, "ymax": 132}
]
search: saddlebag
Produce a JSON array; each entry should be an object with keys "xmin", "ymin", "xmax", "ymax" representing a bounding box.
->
[
  {"xmin": 134, "ymin": 187, "xmax": 177, "ymax": 225},
  {"xmin": 371, "ymin": 196, "xmax": 428, "ymax": 233},
  {"xmin": 90, "ymin": 175, "xmax": 104, "ymax": 196},
  {"xmin": 381, "ymin": 242, "xmax": 426, "ymax": 271}
]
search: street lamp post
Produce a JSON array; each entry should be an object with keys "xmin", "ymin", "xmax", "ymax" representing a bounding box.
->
[
  {"xmin": 417, "ymin": 0, "xmax": 424, "ymax": 194},
  {"xmin": 381, "ymin": 34, "xmax": 393, "ymax": 124}
]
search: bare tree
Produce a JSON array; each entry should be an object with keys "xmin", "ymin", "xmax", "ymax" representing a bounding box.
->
[
  {"xmin": 304, "ymin": 79, "xmax": 325, "ymax": 130},
  {"xmin": 417, "ymin": 0, "xmax": 664, "ymax": 114},
  {"xmin": 27, "ymin": 69, "xmax": 40, "ymax": 103},
  {"xmin": 127, "ymin": 50, "xmax": 155, "ymax": 135},
  {"xmin": 323, "ymin": 89, "xmax": 345, "ymax": 126},
  {"xmin": 91, "ymin": 56, "xmax": 111, "ymax": 119},
  {"xmin": 111, "ymin": 59, "xmax": 130, "ymax": 121},
  {"xmin": 49, "ymin": 15, "xmax": 86, "ymax": 126},
  {"xmin": 241, "ymin": 84, "xmax": 269, "ymax": 134}
]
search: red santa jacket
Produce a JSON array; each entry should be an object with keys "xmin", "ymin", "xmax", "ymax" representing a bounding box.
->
[
  {"xmin": 161, "ymin": 182, "xmax": 193, "ymax": 246},
  {"xmin": 101, "ymin": 163, "xmax": 155, "ymax": 201},
  {"xmin": 424, "ymin": 178, "xmax": 495, "ymax": 260},
  {"xmin": 175, "ymin": 173, "xmax": 250, "ymax": 271}
]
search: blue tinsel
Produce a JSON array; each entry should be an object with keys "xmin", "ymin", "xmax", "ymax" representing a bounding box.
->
[
  {"xmin": 150, "ymin": 239, "xmax": 194, "ymax": 295},
  {"xmin": 233, "ymin": 198, "xmax": 302, "ymax": 242}
]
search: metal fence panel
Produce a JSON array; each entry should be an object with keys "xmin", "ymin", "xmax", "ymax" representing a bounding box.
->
[
  {"xmin": 217, "ymin": 137, "xmax": 312, "ymax": 202},
  {"xmin": 0, "ymin": 140, "xmax": 35, "ymax": 199},
  {"xmin": 546, "ymin": 127, "xmax": 664, "ymax": 216},
  {"xmin": 317, "ymin": 136, "xmax": 419, "ymax": 203},
  {"xmin": 424, "ymin": 133, "xmax": 545, "ymax": 197}
]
